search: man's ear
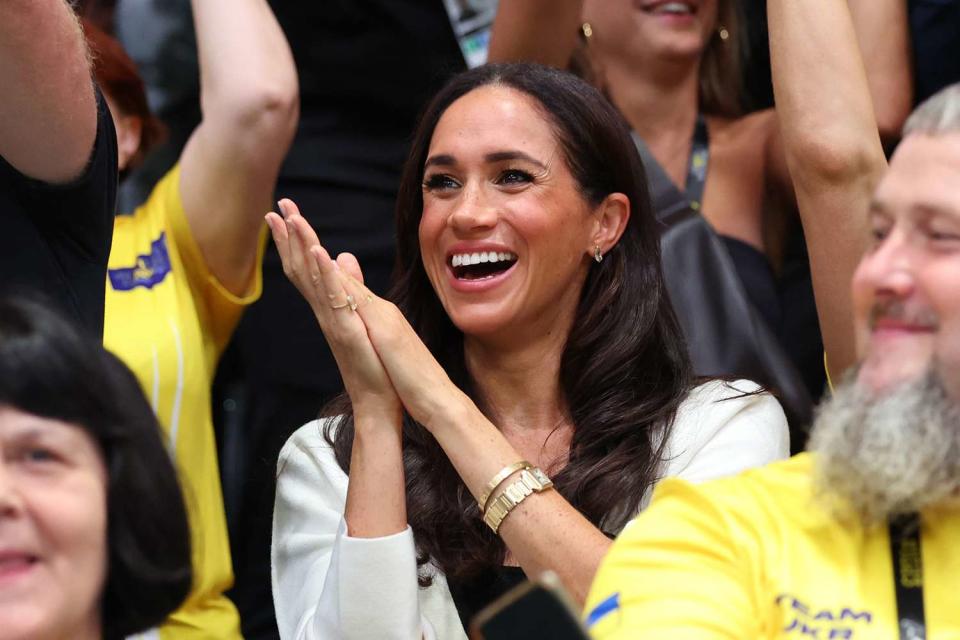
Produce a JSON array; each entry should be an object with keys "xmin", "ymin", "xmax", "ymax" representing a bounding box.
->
[{"xmin": 588, "ymin": 192, "xmax": 630, "ymax": 258}]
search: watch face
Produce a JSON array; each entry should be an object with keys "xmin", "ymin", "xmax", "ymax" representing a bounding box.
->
[{"xmin": 530, "ymin": 468, "xmax": 551, "ymax": 486}]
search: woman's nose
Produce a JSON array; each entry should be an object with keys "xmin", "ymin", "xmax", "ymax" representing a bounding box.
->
[
  {"xmin": 448, "ymin": 183, "xmax": 498, "ymax": 233},
  {"xmin": 0, "ymin": 461, "xmax": 24, "ymax": 517}
]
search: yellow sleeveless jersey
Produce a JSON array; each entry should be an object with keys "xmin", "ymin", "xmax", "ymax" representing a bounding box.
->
[
  {"xmin": 104, "ymin": 165, "xmax": 263, "ymax": 639},
  {"xmin": 586, "ymin": 453, "xmax": 960, "ymax": 639}
]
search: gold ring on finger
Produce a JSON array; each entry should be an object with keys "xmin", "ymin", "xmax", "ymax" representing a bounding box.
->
[
  {"xmin": 330, "ymin": 296, "xmax": 351, "ymax": 311},
  {"xmin": 346, "ymin": 294, "xmax": 358, "ymax": 311}
]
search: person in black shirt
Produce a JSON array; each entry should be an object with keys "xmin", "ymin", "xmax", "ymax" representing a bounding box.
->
[{"xmin": 0, "ymin": 0, "xmax": 118, "ymax": 339}]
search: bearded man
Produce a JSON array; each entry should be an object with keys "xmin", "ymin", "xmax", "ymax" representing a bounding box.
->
[{"xmin": 583, "ymin": 0, "xmax": 959, "ymax": 637}]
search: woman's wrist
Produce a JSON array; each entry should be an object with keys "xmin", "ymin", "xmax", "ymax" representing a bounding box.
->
[
  {"xmin": 353, "ymin": 402, "xmax": 403, "ymax": 440},
  {"xmin": 422, "ymin": 387, "xmax": 477, "ymax": 435}
]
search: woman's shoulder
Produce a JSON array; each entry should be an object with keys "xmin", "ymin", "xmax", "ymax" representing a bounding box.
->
[
  {"xmin": 713, "ymin": 108, "xmax": 776, "ymax": 136},
  {"xmin": 662, "ymin": 379, "xmax": 790, "ymax": 483},
  {"xmin": 683, "ymin": 377, "xmax": 761, "ymax": 403},
  {"xmin": 676, "ymin": 378, "xmax": 786, "ymax": 428},
  {"xmin": 276, "ymin": 416, "xmax": 348, "ymax": 489},
  {"xmin": 708, "ymin": 109, "xmax": 776, "ymax": 153}
]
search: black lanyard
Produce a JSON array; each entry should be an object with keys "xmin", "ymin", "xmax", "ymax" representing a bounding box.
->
[
  {"xmin": 684, "ymin": 115, "xmax": 710, "ymax": 212},
  {"xmin": 889, "ymin": 514, "xmax": 926, "ymax": 639}
]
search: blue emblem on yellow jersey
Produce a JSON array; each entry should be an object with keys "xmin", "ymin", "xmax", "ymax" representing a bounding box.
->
[
  {"xmin": 586, "ymin": 593, "xmax": 620, "ymax": 628},
  {"xmin": 109, "ymin": 232, "xmax": 172, "ymax": 291}
]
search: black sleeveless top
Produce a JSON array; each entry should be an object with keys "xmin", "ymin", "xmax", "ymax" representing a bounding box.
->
[
  {"xmin": 447, "ymin": 565, "xmax": 527, "ymax": 631},
  {"xmin": 632, "ymin": 121, "xmax": 824, "ymax": 430}
]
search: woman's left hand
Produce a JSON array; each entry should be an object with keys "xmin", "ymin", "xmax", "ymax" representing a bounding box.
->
[
  {"xmin": 338, "ymin": 275, "xmax": 469, "ymax": 431},
  {"xmin": 341, "ymin": 261, "xmax": 613, "ymax": 606}
]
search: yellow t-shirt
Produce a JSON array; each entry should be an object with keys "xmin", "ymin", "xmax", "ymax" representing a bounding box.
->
[
  {"xmin": 104, "ymin": 165, "xmax": 262, "ymax": 639},
  {"xmin": 585, "ymin": 453, "xmax": 960, "ymax": 639}
]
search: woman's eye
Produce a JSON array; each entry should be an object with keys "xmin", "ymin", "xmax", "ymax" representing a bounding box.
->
[
  {"xmin": 16, "ymin": 447, "xmax": 59, "ymax": 465},
  {"xmin": 423, "ymin": 174, "xmax": 460, "ymax": 191},
  {"xmin": 497, "ymin": 169, "xmax": 534, "ymax": 186}
]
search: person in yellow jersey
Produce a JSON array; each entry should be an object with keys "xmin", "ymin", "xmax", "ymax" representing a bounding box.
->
[
  {"xmin": 84, "ymin": 2, "xmax": 298, "ymax": 637},
  {"xmin": 585, "ymin": 1, "xmax": 960, "ymax": 638}
]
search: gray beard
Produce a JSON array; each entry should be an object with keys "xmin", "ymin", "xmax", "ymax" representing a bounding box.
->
[{"xmin": 808, "ymin": 368, "xmax": 960, "ymax": 525}]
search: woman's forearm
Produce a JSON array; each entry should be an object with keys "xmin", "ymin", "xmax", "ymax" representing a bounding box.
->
[
  {"xmin": 179, "ymin": 0, "xmax": 298, "ymax": 296},
  {"xmin": 191, "ymin": 0, "xmax": 297, "ymax": 126},
  {"xmin": 769, "ymin": 0, "xmax": 883, "ymax": 180},
  {"xmin": 768, "ymin": 0, "xmax": 887, "ymax": 379},
  {"xmin": 431, "ymin": 402, "xmax": 613, "ymax": 605},
  {"xmin": 347, "ymin": 285, "xmax": 614, "ymax": 602},
  {"xmin": 848, "ymin": 0, "xmax": 913, "ymax": 144},
  {"xmin": 343, "ymin": 412, "xmax": 408, "ymax": 539}
]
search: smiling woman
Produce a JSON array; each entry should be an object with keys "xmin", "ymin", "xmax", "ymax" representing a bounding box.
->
[
  {"xmin": 270, "ymin": 63, "xmax": 788, "ymax": 639},
  {"xmin": 0, "ymin": 298, "xmax": 191, "ymax": 640}
]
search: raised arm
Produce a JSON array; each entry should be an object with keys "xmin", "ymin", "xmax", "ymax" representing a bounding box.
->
[
  {"xmin": 0, "ymin": 0, "xmax": 96, "ymax": 183},
  {"xmin": 849, "ymin": 0, "xmax": 913, "ymax": 146},
  {"xmin": 487, "ymin": 0, "xmax": 584, "ymax": 67},
  {"xmin": 768, "ymin": 0, "xmax": 888, "ymax": 381},
  {"xmin": 178, "ymin": 0, "xmax": 299, "ymax": 295}
]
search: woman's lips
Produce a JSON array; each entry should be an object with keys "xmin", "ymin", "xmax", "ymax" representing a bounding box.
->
[
  {"xmin": 635, "ymin": 0, "xmax": 699, "ymax": 26},
  {"xmin": 0, "ymin": 553, "xmax": 38, "ymax": 584},
  {"xmin": 446, "ymin": 259, "xmax": 518, "ymax": 293}
]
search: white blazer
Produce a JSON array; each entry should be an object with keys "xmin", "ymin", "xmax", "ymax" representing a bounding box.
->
[{"xmin": 271, "ymin": 379, "xmax": 789, "ymax": 639}]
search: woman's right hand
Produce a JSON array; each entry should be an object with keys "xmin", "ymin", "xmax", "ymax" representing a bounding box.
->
[{"xmin": 265, "ymin": 199, "xmax": 402, "ymax": 430}]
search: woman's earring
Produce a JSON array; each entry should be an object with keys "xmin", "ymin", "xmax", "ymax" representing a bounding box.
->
[
  {"xmin": 594, "ymin": 244, "xmax": 604, "ymax": 264},
  {"xmin": 717, "ymin": 25, "xmax": 730, "ymax": 41},
  {"xmin": 581, "ymin": 22, "xmax": 594, "ymax": 40}
]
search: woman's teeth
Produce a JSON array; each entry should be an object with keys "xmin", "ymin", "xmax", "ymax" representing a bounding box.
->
[
  {"xmin": 655, "ymin": 2, "xmax": 693, "ymax": 15},
  {"xmin": 451, "ymin": 251, "xmax": 517, "ymax": 267}
]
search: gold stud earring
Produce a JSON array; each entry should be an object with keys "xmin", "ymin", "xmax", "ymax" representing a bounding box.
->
[
  {"xmin": 594, "ymin": 244, "xmax": 604, "ymax": 264},
  {"xmin": 718, "ymin": 25, "xmax": 730, "ymax": 41},
  {"xmin": 581, "ymin": 22, "xmax": 594, "ymax": 40}
]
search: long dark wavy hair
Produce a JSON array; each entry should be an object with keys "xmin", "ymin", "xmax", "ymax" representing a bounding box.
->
[{"xmin": 324, "ymin": 63, "xmax": 692, "ymax": 583}]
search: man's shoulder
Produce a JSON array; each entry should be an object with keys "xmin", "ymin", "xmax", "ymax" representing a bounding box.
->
[
  {"xmin": 668, "ymin": 452, "xmax": 813, "ymax": 504},
  {"xmin": 639, "ymin": 453, "xmax": 816, "ymax": 537}
]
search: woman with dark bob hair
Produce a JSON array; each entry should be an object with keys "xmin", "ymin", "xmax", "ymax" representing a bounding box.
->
[
  {"xmin": 0, "ymin": 297, "xmax": 191, "ymax": 640},
  {"xmin": 270, "ymin": 63, "xmax": 787, "ymax": 638}
]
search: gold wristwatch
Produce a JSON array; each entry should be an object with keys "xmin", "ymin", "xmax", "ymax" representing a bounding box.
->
[{"xmin": 482, "ymin": 467, "xmax": 554, "ymax": 533}]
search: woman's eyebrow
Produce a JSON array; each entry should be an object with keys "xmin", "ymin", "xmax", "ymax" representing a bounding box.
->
[
  {"xmin": 424, "ymin": 154, "xmax": 456, "ymax": 170},
  {"xmin": 10, "ymin": 426, "xmax": 72, "ymax": 444},
  {"xmin": 484, "ymin": 150, "xmax": 546, "ymax": 169},
  {"xmin": 423, "ymin": 150, "xmax": 547, "ymax": 170}
]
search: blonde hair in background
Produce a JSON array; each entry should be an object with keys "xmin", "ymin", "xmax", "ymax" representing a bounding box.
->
[{"xmin": 904, "ymin": 83, "xmax": 960, "ymax": 137}]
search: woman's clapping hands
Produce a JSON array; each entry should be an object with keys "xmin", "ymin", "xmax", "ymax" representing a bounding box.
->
[{"xmin": 266, "ymin": 199, "xmax": 467, "ymax": 432}]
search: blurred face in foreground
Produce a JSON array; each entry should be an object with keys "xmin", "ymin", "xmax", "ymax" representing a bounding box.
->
[
  {"xmin": 852, "ymin": 132, "xmax": 960, "ymax": 397},
  {"xmin": 810, "ymin": 133, "xmax": 960, "ymax": 523},
  {"xmin": 0, "ymin": 406, "xmax": 107, "ymax": 640}
]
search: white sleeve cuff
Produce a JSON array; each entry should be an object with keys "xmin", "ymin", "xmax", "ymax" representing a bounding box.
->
[{"xmin": 321, "ymin": 519, "xmax": 426, "ymax": 640}]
